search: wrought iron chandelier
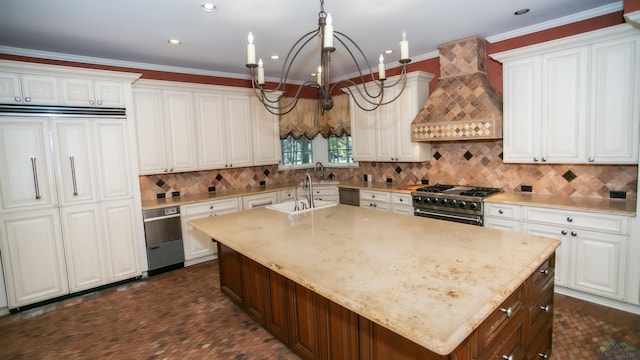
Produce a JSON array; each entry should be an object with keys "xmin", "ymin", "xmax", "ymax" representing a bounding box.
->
[{"xmin": 245, "ymin": 0, "xmax": 412, "ymax": 115}]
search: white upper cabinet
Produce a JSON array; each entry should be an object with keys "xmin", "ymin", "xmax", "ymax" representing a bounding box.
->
[
  {"xmin": 493, "ymin": 25, "xmax": 640, "ymax": 164},
  {"xmin": 132, "ymin": 86, "xmax": 198, "ymax": 174},
  {"xmin": 61, "ymin": 78, "xmax": 125, "ymax": 107},
  {"xmin": 0, "ymin": 118, "xmax": 57, "ymax": 211},
  {"xmin": 348, "ymin": 72, "xmax": 432, "ymax": 162},
  {"xmin": 0, "ymin": 72, "xmax": 60, "ymax": 105},
  {"xmin": 223, "ymin": 94, "xmax": 253, "ymax": 168},
  {"xmin": 251, "ymin": 97, "xmax": 281, "ymax": 166},
  {"xmin": 93, "ymin": 120, "xmax": 134, "ymax": 200}
]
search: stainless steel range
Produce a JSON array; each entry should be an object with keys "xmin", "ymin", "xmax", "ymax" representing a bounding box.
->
[{"xmin": 411, "ymin": 184, "xmax": 503, "ymax": 226}]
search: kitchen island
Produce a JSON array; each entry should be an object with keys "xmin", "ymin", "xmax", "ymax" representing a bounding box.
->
[{"xmin": 188, "ymin": 204, "xmax": 560, "ymax": 359}]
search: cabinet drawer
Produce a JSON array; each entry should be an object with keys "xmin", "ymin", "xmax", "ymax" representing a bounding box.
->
[
  {"xmin": 480, "ymin": 312, "xmax": 525, "ymax": 360},
  {"xmin": 484, "ymin": 203, "xmax": 521, "ymax": 221},
  {"xmin": 527, "ymin": 285, "xmax": 554, "ymax": 342},
  {"xmin": 360, "ymin": 190, "xmax": 390, "ymax": 203},
  {"xmin": 278, "ymin": 188, "xmax": 296, "ymax": 202},
  {"xmin": 528, "ymin": 254, "xmax": 555, "ymax": 297},
  {"xmin": 391, "ymin": 193, "xmax": 412, "ymax": 206},
  {"xmin": 181, "ymin": 197, "xmax": 240, "ymax": 216},
  {"xmin": 313, "ymin": 186, "xmax": 339, "ymax": 196},
  {"xmin": 482, "ymin": 285, "xmax": 524, "ymax": 348},
  {"xmin": 523, "ymin": 206, "xmax": 629, "ymax": 235}
]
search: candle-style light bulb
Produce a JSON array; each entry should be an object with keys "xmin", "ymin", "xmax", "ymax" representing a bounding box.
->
[
  {"xmin": 257, "ymin": 58, "xmax": 265, "ymax": 85},
  {"xmin": 247, "ymin": 32, "xmax": 256, "ymax": 65},
  {"xmin": 399, "ymin": 32, "xmax": 409, "ymax": 61},
  {"xmin": 378, "ymin": 54, "xmax": 386, "ymax": 80},
  {"xmin": 323, "ymin": 13, "xmax": 334, "ymax": 49},
  {"xmin": 317, "ymin": 66, "xmax": 323, "ymax": 86}
]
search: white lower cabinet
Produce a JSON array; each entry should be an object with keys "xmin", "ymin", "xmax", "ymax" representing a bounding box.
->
[
  {"xmin": 0, "ymin": 208, "xmax": 69, "ymax": 308},
  {"xmin": 278, "ymin": 188, "xmax": 297, "ymax": 203},
  {"xmin": 242, "ymin": 192, "xmax": 278, "ymax": 210},
  {"xmin": 181, "ymin": 198, "xmax": 240, "ymax": 265},
  {"xmin": 485, "ymin": 201, "xmax": 631, "ymax": 302},
  {"xmin": 360, "ymin": 190, "xmax": 391, "ymax": 212},
  {"xmin": 391, "ymin": 193, "xmax": 413, "ymax": 215},
  {"xmin": 311, "ymin": 185, "xmax": 339, "ymax": 203}
]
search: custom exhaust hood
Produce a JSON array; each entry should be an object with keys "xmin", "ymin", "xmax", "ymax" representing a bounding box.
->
[{"xmin": 411, "ymin": 36, "xmax": 503, "ymax": 141}]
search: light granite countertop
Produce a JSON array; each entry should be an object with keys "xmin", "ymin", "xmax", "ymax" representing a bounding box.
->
[
  {"xmin": 485, "ymin": 192, "xmax": 637, "ymax": 216},
  {"xmin": 188, "ymin": 205, "xmax": 560, "ymax": 355}
]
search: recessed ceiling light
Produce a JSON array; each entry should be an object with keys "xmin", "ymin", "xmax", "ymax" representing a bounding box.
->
[
  {"xmin": 270, "ymin": 55, "xmax": 280, "ymax": 60},
  {"xmin": 201, "ymin": 3, "xmax": 217, "ymax": 12},
  {"xmin": 514, "ymin": 8, "xmax": 530, "ymax": 15},
  {"xmin": 384, "ymin": 50, "xmax": 393, "ymax": 55},
  {"xmin": 168, "ymin": 39, "xmax": 181, "ymax": 45}
]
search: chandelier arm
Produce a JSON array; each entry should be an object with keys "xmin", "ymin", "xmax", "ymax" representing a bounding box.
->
[
  {"xmin": 333, "ymin": 31, "xmax": 383, "ymax": 99},
  {"xmin": 277, "ymin": 29, "xmax": 321, "ymax": 88}
]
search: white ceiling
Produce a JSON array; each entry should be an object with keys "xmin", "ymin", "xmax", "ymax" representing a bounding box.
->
[{"xmin": 0, "ymin": 0, "xmax": 623, "ymax": 82}]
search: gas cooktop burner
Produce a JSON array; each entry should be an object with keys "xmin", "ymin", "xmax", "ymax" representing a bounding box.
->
[
  {"xmin": 415, "ymin": 184, "xmax": 455, "ymax": 192},
  {"xmin": 458, "ymin": 188, "xmax": 504, "ymax": 197}
]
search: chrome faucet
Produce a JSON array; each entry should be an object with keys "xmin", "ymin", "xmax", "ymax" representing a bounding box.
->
[
  {"xmin": 303, "ymin": 172, "xmax": 315, "ymax": 208},
  {"xmin": 315, "ymin": 161, "xmax": 324, "ymax": 181}
]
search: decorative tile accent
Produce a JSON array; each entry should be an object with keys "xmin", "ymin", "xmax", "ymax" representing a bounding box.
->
[
  {"xmin": 563, "ymin": 170, "xmax": 577, "ymax": 182},
  {"xmin": 215, "ymin": 173, "xmax": 223, "ymax": 181},
  {"xmin": 433, "ymin": 151, "xmax": 442, "ymax": 160},
  {"xmin": 395, "ymin": 166, "xmax": 402, "ymax": 174},
  {"xmin": 155, "ymin": 179, "xmax": 165, "ymax": 187},
  {"xmin": 263, "ymin": 169, "xmax": 270, "ymax": 176},
  {"xmin": 463, "ymin": 151, "xmax": 473, "ymax": 161}
]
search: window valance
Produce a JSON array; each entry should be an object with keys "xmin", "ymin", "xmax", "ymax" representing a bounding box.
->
[{"xmin": 279, "ymin": 94, "xmax": 350, "ymax": 139}]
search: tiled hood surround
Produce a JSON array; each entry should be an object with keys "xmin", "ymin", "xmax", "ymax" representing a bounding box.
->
[{"xmin": 411, "ymin": 37, "xmax": 503, "ymax": 141}]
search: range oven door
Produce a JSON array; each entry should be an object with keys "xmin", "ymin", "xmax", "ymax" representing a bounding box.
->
[{"xmin": 414, "ymin": 208, "xmax": 483, "ymax": 226}]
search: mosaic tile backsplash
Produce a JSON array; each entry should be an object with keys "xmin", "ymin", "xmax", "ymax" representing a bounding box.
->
[{"xmin": 139, "ymin": 140, "xmax": 637, "ymax": 201}]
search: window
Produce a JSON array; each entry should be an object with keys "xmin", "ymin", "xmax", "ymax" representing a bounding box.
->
[
  {"xmin": 281, "ymin": 135, "xmax": 313, "ymax": 166},
  {"xmin": 280, "ymin": 134, "xmax": 356, "ymax": 169},
  {"xmin": 327, "ymin": 135, "xmax": 353, "ymax": 164}
]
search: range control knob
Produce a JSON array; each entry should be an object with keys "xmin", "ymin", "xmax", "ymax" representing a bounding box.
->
[
  {"xmin": 469, "ymin": 202, "xmax": 478, "ymax": 210},
  {"xmin": 414, "ymin": 196, "xmax": 422, "ymax": 202},
  {"xmin": 449, "ymin": 199, "xmax": 457, "ymax": 206},
  {"xmin": 440, "ymin": 198, "xmax": 447, "ymax": 205},
  {"xmin": 459, "ymin": 201, "xmax": 467, "ymax": 208},
  {"xmin": 424, "ymin": 197, "xmax": 431, "ymax": 204}
]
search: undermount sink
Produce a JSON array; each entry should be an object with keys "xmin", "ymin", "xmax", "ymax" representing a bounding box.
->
[{"xmin": 266, "ymin": 200, "xmax": 337, "ymax": 215}]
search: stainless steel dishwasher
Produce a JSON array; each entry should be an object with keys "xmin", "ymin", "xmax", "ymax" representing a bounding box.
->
[{"xmin": 142, "ymin": 206, "xmax": 185, "ymax": 275}]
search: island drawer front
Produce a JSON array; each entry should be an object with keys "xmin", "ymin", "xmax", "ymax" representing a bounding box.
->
[
  {"xmin": 485, "ymin": 203, "xmax": 521, "ymax": 221},
  {"xmin": 526, "ymin": 319, "xmax": 552, "ymax": 360},
  {"xmin": 479, "ymin": 312, "xmax": 525, "ymax": 360},
  {"xmin": 528, "ymin": 254, "xmax": 555, "ymax": 297},
  {"xmin": 360, "ymin": 190, "xmax": 391, "ymax": 203},
  {"xmin": 523, "ymin": 206, "xmax": 629, "ymax": 235},
  {"xmin": 482, "ymin": 285, "xmax": 524, "ymax": 348},
  {"xmin": 182, "ymin": 198, "xmax": 240, "ymax": 216},
  {"xmin": 391, "ymin": 193, "xmax": 412, "ymax": 206},
  {"xmin": 527, "ymin": 284, "xmax": 554, "ymax": 342}
]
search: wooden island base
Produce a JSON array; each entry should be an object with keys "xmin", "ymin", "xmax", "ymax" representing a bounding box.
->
[{"xmin": 216, "ymin": 242, "xmax": 555, "ymax": 360}]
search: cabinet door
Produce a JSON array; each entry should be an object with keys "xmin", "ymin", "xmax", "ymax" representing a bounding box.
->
[
  {"xmin": 94, "ymin": 80, "xmax": 125, "ymax": 107},
  {"xmin": 61, "ymin": 78, "xmax": 95, "ymax": 106},
  {"xmin": 522, "ymin": 223, "xmax": 568, "ymax": 287},
  {"xmin": 375, "ymin": 90, "xmax": 398, "ymax": 161},
  {"xmin": 541, "ymin": 47, "xmax": 587, "ymax": 163},
  {"xmin": 194, "ymin": 92, "xmax": 227, "ymax": 169},
  {"xmin": 570, "ymin": 230, "xmax": 628, "ymax": 300},
  {"xmin": 588, "ymin": 36, "xmax": 640, "ymax": 163},
  {"xmin": 395, "ymin": 75, "xmax": 430, "ymax": 162},
  {"xmin": 94, "ymin": 120, "xmax": 133, "ymax": 200},
  {"xmin": 164, "ymin": 90, "xmax": 198, "ymax": 172},
  {"xmin": 132, "ymin": 89, "xmax": 168, "ymax": 174},
  {"xmin": 52, "ymin": 120, "xmax": 97, "ymax": 205},
  {"xmin": 60, "ymin": 204, "xmax": 107, "ymax": 292},
  {"xmin": 0, "ymin": 118, "xmax": 56, "ymax": 210},
  {"xmin": 182, "ymin": 214, "xmax": 217, "ymax": 262},
  {"xmin": 0, "ymin": 72, "xmax": 23, "ymax": 103},
  {"xmin": 252, "ymin": 97, "xmax": 281, "ymax": 165},
  {"xmin": 502, "ymin": 57, "xmax": 541, "ymax": 163},
  {"xmin": 225, "ymin": 95, "xmax": 253, "ymax": 168},
  {"xmin": 484, "ymin": 218, "xmax": 521, "ymax": 232},
  {"xmin": 101, "ymin": 200, "xmax": 140, "ymax": 281},
  {"xmin": 20, "ymin": 74, "xmax": 59, "ymax": 105},
  {"xmin": 0, "ymin": 208, "xmax": 68, "ymax": 308},
  {"xmin": 350, "ymin": 95, "xmax": 377, "ymax": 162}
]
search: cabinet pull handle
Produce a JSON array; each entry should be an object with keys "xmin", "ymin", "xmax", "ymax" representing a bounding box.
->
[
  {"xmin": 499, "ymin": 307, "xmax": 513, "ymax": 317},
  {"xmin": 539, "ymin": 304, "xmax": 551, "ymax": 312},
  {"xmin": 30, "ymin": 156, "xmax": 41, "ymax": 199},
  {"xmin": 539, "ymin": 267, "xmax": 551, "ymax": 275},
  {"xmin": 69, "ymin": 155, "xmax": 79, "ymax": 196},
  {"xmin": 502, "ymin": 355, "xmax": 514, "ymax": 360},
  {"xmin": 537, "ymin": 351, "xmax": 550, "ymax": 359}
]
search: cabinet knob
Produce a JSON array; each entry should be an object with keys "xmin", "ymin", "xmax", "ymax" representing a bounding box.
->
[
  {"xmin": 561, "ymin": 230, "xmax": 567, "ymax": 235},
  {"xmin": 498, "ymin": 209, "xmax": 504, "ymax": 214},
  {"xmin": 169, "ymin": 168, "xmax": 173, "ymax": 172},
  {"xmin": 566, "ymin": 217, "xmax": 573, "ymax": 223},
  {"xmin": 24, "ymin": 97, "xmax": 32, "ymax": 102},
  {"xmin": 89, "ymin": 100, "xmax": 95, "ymax": 105},
  {"xmin": 499, "ymin": 307, "xmax": 513, "ymax": 317},
  {"xmin": 571, "ymin": 231, "xmax": 577, "ymax": 237},
  {"xmin": 537, "ymin": 351, "xmax": 550, "ymax": 359},
  {"xmin": 371, "ymin": 195, "xmax": 375, "ymax": 199},
  {"xmin": 210, "ymin": 206, "xmax": 214, "ymax": 209},
  {"xmin": 539, "ymin": 304, "xmax": 551, "ymax": 312},
  {"xmin": 502, "ymin": 354, "xmax": 514, "ymax": 360},
  {"xmin": 541, "ymin": 157, "xmax": 547, "ymax": 162},
  {"xmin": 399, "ymin": 198, "xmax": 403, "ymax": 202},
  {"xmin": 97, "ymin": 100, "xmax": 103, "ymax": 105},
  {"xmin": 539, "ymin": 267, "xmax": 551, "ymax": 275},
  {"xmin": 588, "ymin": 157, "xmax": 595, "ymax": 162},
  {"xmin": 14, "ymin": 96, "xmax": 21, "ymax": 102},
  {"xmin": 164, "ymin": 168, "xmax": 169, "ymax": 173},
  {"xmin": 533, "ymin": 157, "xmax": 539, "ymax": 162}
]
